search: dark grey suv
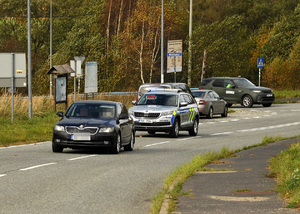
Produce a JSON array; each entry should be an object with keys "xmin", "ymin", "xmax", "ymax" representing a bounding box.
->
[{"xmin": 199, "ymin": 77, "xmax": 275, "ymax": 108}]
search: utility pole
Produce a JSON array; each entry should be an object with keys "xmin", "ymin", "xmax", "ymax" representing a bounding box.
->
[
  {"xmin": 161, "ymin": 0, "xmax": 164, "ymax": 83},
  {"xmin": 28, "ymin": 0, "xmax": 32, "ymax": 119},
  {"xmin": 188, "ymin": 0, "xmax": 193, "ymax": 87},
  {"xmin": 50, "ymin": 0, "xmax": 53, "ymax": 96}
]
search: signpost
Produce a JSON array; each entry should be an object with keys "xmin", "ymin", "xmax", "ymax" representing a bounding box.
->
[
  {"xmin": 257, "ymin": 58, "xmax": 264, "ymax": 86},
  {"xmin": 167, "ymin": 40, "xmax": 183, "ymax": 82}
]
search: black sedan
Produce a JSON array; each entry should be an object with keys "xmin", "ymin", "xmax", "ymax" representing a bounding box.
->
[{"xmin": 52, "ymin": 100, "xmax": 135, "ymax": 154}]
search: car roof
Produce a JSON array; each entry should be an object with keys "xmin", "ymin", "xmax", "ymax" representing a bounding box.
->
[
  {"xmin": 144, "ymin": 90, "xmax": 187, "ymax": 95},
  {"xmin": 72, "ymin": 100, "xmax": 120, "ymax": 105},
  {"xmin": 204, "ymin": 77, "xmax": 246, "ymax": 80},
  {"xmin": 192, "ymin": 89, "xmax": 210, "ymax": 92}
]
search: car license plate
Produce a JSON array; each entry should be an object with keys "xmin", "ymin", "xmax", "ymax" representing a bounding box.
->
[
  {"xmin": 139, "ymin": 119, "xmax": 153, "ymax": 123},
  {"xmin": 71, "ymin": 133, "xmax": 91, "ymax": 141},
  {"xmin": 266, "ymin": 94, "xmax": 273, "ymax": 97}
]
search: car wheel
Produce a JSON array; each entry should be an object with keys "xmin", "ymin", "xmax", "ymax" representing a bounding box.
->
[
  {"xmin": 148, "ymin": 131, "xmax": 156, "ymax": 135},
  {"xmin": 52, "ymin": 142, "xmax": 63, "ymax": 153},
  {"xmin": 227, "ymin": 104, "xmax": 232, "ymax": 108},
  {"xmin": 221, "ymin": 106, "xmax": 228, "ymax": 117},
  {"xmin": 206, "ymin": 107, "xmax": 213, "ymax": 119},
  {"xmin": 242, "ymin": 95, "xmax": 253, "ymax": 108},
  {"xmin": 189, "ymin": 118, "xmax": 199, "ymax": 136},
  {"xmin": 169, "ymin": 118, "xmax": 179, "ymax": 138},
  {"xmin": 124, "ymin": 131, "xmax": 135, "ymax": 151},
  {"xmin": 113, "ymin": 133, "xmax": 121, "ymax": 154},
  {"xmin": 262, "ymin": 103, "xmax": 272, "ymax": 107}
]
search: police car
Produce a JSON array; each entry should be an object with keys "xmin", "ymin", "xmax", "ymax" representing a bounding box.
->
[{"xmin": 128, "ymin": 89, "xmax": 199, "ymax": 137}]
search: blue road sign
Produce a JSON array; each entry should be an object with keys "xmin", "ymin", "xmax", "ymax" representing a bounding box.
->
[
  {"xmin": 167, "ymin": 53, "xmax": 182, "ymax": 57},
  {"xmin": 257, "ymin": 58, "xmax": 264, "ymax": 68}
]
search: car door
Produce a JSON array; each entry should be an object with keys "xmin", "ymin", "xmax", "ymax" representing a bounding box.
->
[
  {"xmin": 118, "ymin": 104, "xmax": 132, "ymax": 143},
  {"xmin": 179, "ymin": 95, "xmax": 190, "ymax": 127},
  {"xmin": 223, "ymin": 79, "xmax": 238, "ymax": 103},
  {"xmin": 211, "ymin": 91, "xmax": 223, "ymax": 113}
]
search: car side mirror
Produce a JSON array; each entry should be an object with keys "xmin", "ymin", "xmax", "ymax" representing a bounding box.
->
[
  {"xmin": 119, "ymin": 113, "xmax": 128, "ymax": 120},
  {"xmin": 56, "ymin": 111, "xmax": 64, "ymax": 117},
  {"xmin": 180, "ymin": 102, "xmax": 188, "ymax": 107},
  {"xmin": 132, "ymin": 100, "xmax": 137, "ymax": 105}
]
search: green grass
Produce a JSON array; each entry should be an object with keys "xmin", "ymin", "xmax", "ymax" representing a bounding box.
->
[
  {"xmin": 0, "ymin": 111, "xmax": 60, "ymax": 147},
  {"xmin": 269, "ymin": 142, "xmax": 300, "ymax": 208},
  {"xmin": 274, "ymin": 90, "xmax": 300, "ymax": 99}
]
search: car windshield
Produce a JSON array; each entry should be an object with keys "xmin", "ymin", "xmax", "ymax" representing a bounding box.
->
[
  {"xmin": 137, "ymin": 94, "xmax": 178, "ymax": 107},
  {"xmin": 65, "ymin": 103, "xmax": 116, "ymax": 118},
  {"xmin": 232, "ymin": 79, "xmax": 256, "ymax": 88},
  {"xmin": 192, "ymin": 91, "xmax": 206, "ymax": 98},
  {"xmin": 139, "ymin": 85, "xmax": 170, "ymax": 97}
]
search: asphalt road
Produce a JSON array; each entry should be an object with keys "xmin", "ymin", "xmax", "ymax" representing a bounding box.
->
[{"xmin": 0, "ymin": 103, "xmax": 299, "ymax": 214}]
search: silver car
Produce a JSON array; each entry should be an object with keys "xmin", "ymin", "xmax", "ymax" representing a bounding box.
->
[
  {"xmin": 129, "ymin": 90, "xmax": 200, "ymax": 138},
  {"xmin": 192, "ymin": 89, "xmax": 228, "ymax": 119}
]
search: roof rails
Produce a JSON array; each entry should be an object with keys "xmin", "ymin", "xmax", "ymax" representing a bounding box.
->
[{"xmin": 147, "ymin": 88, "xmax": 183, "ymax": 93}]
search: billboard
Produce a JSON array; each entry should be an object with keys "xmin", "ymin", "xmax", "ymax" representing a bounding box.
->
[
  {"xmin": 85, "ymin": 62, "xmax": 98, "ymax": 93},
  {"xmin": 0, "ymin": 53, "xmax": 27, "ymax": 87}
]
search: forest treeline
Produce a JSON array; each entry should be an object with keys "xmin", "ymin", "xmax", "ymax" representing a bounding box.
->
[{"xmin": 0, "ymin": 0, "xmax": 299, "ymax": 95}]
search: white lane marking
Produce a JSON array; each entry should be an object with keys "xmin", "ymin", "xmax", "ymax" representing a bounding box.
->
[
  {"xmin": 177, "ymin": 136, "xmax": 202, "ymax": 141},
  {"xmin": 0, "ymin": 174, "xmax": 7, "ymax": 178},
  {"xmin": 230, "ymin": 119, "xmax": 239, "ymax": 122},
  {"xmin": 0, "ymin": 141, "xmax": 50, "ymax": 150},
  {"xmin": 68, "ymin": 155, "xmax": 97, "ymax": 161},
  {"xmin": 238, "ymin": 122, "xmax": 300, "ymax": 133},
  {"xmin": 19, "ymin": 162, "xmax": 57, "ymax": 171},
  {"xmin": 144, "ymin": 141, "xmax": 170, "ymax": 147},
  {"xmin": 220, "ymin": 121, "xmax": 229, "ymax": 123},
  {"xmin": 211, "ymin": 132, "xmax": 233, "ymax": 136},
  {"xmin": 253, "ymin": 116, "xmax": 261, "ymax": 119}
]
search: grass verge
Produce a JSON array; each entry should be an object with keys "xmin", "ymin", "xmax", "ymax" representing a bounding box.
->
[
  {"xmin": 150, "ymin": 135, "xmax": 299, "ymax": 214},
  {"xmin": 269, "ymin": 142, "xmax": 300, "ymax": 208}
]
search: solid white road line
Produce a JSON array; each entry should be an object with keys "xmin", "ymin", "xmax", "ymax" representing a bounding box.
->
[
  {"xmin": 19, "ymin": 162, "xmax": 57, "ymax": 171},
  {"xmin": 144, "ymin": 141, "xmax": 170, "ymax": 147},
  {"xmin": 211, "ymin": 132, "xmax": 233, "ymax": 136},
  {"xmin": 68, "ymin": 155, "xmax": 97, "ymax": 161},
  {"xmin": 238, "ymin": 122, "xmax": 300, "ymax": 133},
  {"xmin": 0, "ymin": 174, "xmax": 7, "ymax": 178}
]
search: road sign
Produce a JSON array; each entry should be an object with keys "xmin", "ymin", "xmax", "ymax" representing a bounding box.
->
[
  {"xmin": 167, "ymin": 40, "xmax": 182, "ymax": 73},
  {"xmin": 257, "ymin": 58, "xmax": 264, "ymax": 68}
]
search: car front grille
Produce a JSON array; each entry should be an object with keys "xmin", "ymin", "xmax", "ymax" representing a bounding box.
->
[
  {"xmin": 66, "ymin": 126, "xmax": 99, "ymax": 135},
  {"xmin": 134, "ymin": 112, "xmax": 160, "ymax": 118}
]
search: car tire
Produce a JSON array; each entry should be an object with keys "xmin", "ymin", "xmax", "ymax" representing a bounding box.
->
[
  {"xmin": 242, "ymin": 95, "xmax": 253, "ymax": 108},
  {"xmin": 189, "ymin": 118, "xmax": 199, "ymax": 136},
  {"xmin": 52, "ymin": 142, "xmax": 63, "ymax": 153},
  {"xmin": 169, "ymin": 118, "xmax": 179, "ymax": 138},
  {"xmin": 148, "ymin": 131, "xmax": 156, "ymax": 135},
  {"xmin": 206, "ymin": 107, "xmax": 213, "ymax": 119},
  {"xmin": 262, "ymin": 103, "xmax": 272, "ymax": 107},
  {"xmin": 124, "ymin": 131, "xmax": 135, "ymax": 151},
  {"xmin": 221, "ymin": 106, "xmax": 228, "ymax": 117},
  {"xmin": 113, "ymin": 133, "xmax": 121, "ymax": 154}
]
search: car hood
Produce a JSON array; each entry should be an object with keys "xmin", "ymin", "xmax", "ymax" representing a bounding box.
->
[
  {"xmin": 243, "ymin": 86, "xmax": 273, "ymax": 92},
  {"xmin": 56, "ymin": 117, "xmax": 116, "ymax": 127},
  {"xmin": 129, "ymin": 105, "xmax": 177, "ymax": 112}
]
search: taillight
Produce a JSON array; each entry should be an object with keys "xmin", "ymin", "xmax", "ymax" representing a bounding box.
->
[
  {"xmin": 136, "ymin": 98, "xmax": 139, "ymax": 102},
  {"xmin": 199, "ymin": 87, "xmax": 203, "ymax": 89},
  {"xmin": 199, "ymin": 100, "xmax": 205, "ymax": 105}
]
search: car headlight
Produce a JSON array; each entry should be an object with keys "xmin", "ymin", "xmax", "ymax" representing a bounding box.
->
[
  {"xmin": 99, "ymin": 127, "xmax": 114, "ymax": 133},
  {"xmin": 128, "ymin": 110, "xmax": 134, "ymax": 116},
  {"xmin": 161, "ymin": 111, "xmax": 174, "ymax": 117},
  {"xmin": 54, "ymin": 125, "xmax": 65, "ymax": 132},
  {"xmin": 252, "ymin": 90, "xmax": 262, "ymax": 93}
]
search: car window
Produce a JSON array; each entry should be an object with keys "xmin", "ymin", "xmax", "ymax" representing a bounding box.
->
[
  {"xmin": 66, "ymin": 103, "xmax": 116, "ymax": 118},
  {"xmin": 192, "ymin": 91, "xmax": 205, "ymax": 98},
  {"xmin": 207, "ymin": 92, "xmax": 214, "ymax": 99},
  {"xmin": 137, "ymin": 94, "xmax": 178, "ymax": 107},
  {"xmin": 138, "ymin": 85, "xmax": 170, "ymax": 97},
  {"xmin": 224, "ymin": 80, "xmax": 234, "ymax": 88},
  {"xmin": 200, "ymin": 79, "xmax": 212, "ymax": 86},
  {"xmin": 121, "ymin": 104, "xmax": 128, "ymax": 115},
  {"xmin": 232, "ymin": 78, "xmax": 256, "ymax": 88},
  {"xmin": 212, "ymin": 79, "xmax": 224, "ymax": 88},
  {"xmin": 212, "ymin": 91, "xmax": 220, "ymax": 98}
]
